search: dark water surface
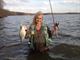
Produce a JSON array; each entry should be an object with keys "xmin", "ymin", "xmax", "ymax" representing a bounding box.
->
[{"xmin": 0, "ymin": 14, "xmax": 80, "ymax": 60}]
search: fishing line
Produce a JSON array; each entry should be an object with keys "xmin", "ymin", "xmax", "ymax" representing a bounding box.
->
[{"xmin": 49, "ymin": 0, "xmax": 55, "ymax": 24}]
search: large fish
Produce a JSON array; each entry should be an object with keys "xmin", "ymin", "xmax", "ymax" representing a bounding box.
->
[{"xmin": 19, "ymin": 24, "xmax": 28, "ymax": 43}]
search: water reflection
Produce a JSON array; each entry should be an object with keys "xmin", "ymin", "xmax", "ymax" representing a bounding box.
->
[
  {"xmin": 27, "ymin": 51, "xmax": 51, "ymax": 60},
  {"xmin": 0, "ymin": 18, "xmax": 6, "ymax": 48}
]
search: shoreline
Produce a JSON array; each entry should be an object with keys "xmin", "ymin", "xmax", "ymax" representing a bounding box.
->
[{"xmin": 0, "ymin": 9, "xmax": 80, "ymax": 18}]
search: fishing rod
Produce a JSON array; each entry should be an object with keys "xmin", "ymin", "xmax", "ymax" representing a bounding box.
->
[{"xmin": 49, "ymin": 0, "xmax": 55, "ymax": 24}]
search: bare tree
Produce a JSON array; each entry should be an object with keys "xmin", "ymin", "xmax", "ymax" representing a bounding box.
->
[{"xmin": 0, "ymin": 0, "xmax": 4, "ymax": 9}]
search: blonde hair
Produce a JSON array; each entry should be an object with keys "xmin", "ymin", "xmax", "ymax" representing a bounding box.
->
[{"xmin": 32, "ymin": 11, "xmax": 43, "ymax": 25}]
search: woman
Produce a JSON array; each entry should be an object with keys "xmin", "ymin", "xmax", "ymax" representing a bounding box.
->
[{"xmin": 27, "ymin": 11, "xmax": 52, "ymax": 52}]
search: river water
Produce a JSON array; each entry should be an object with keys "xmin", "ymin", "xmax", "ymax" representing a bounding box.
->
[{"xmin": 0, "ymin": 14, "xmax": 80, "ymax": 60}]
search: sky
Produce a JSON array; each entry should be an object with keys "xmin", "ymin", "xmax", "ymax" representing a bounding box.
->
[{"xmin": 3, "ymin": 0, "xmax": 80, "ymax": 13}]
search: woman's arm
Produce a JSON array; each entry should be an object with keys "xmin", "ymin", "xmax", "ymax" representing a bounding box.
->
[
  {"xmin": 25, "ymin": 29, "xmax": 30, "ymax": 39},
  {"xmin": 47, "ymin": 26, "xmax": 52, "ymax": 38}
]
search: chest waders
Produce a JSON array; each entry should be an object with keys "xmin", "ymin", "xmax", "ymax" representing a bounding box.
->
[{"xmin": 29, "ymin": 24, "xmax": 52, "ymax": 51}]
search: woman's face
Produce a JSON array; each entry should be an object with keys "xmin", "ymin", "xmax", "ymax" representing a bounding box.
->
[
  {"xmin": 36, "ymin": 15, "xmax": 43, "ymax": 30},
  {"xmin": 36, "ymin": 15, "xmax": 43, "ymax": 25}
]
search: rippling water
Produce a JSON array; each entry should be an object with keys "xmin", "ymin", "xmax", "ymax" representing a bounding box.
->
[{"xmin": 0, "ymin": 14, "xmax": 80, "ymax": 60}]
